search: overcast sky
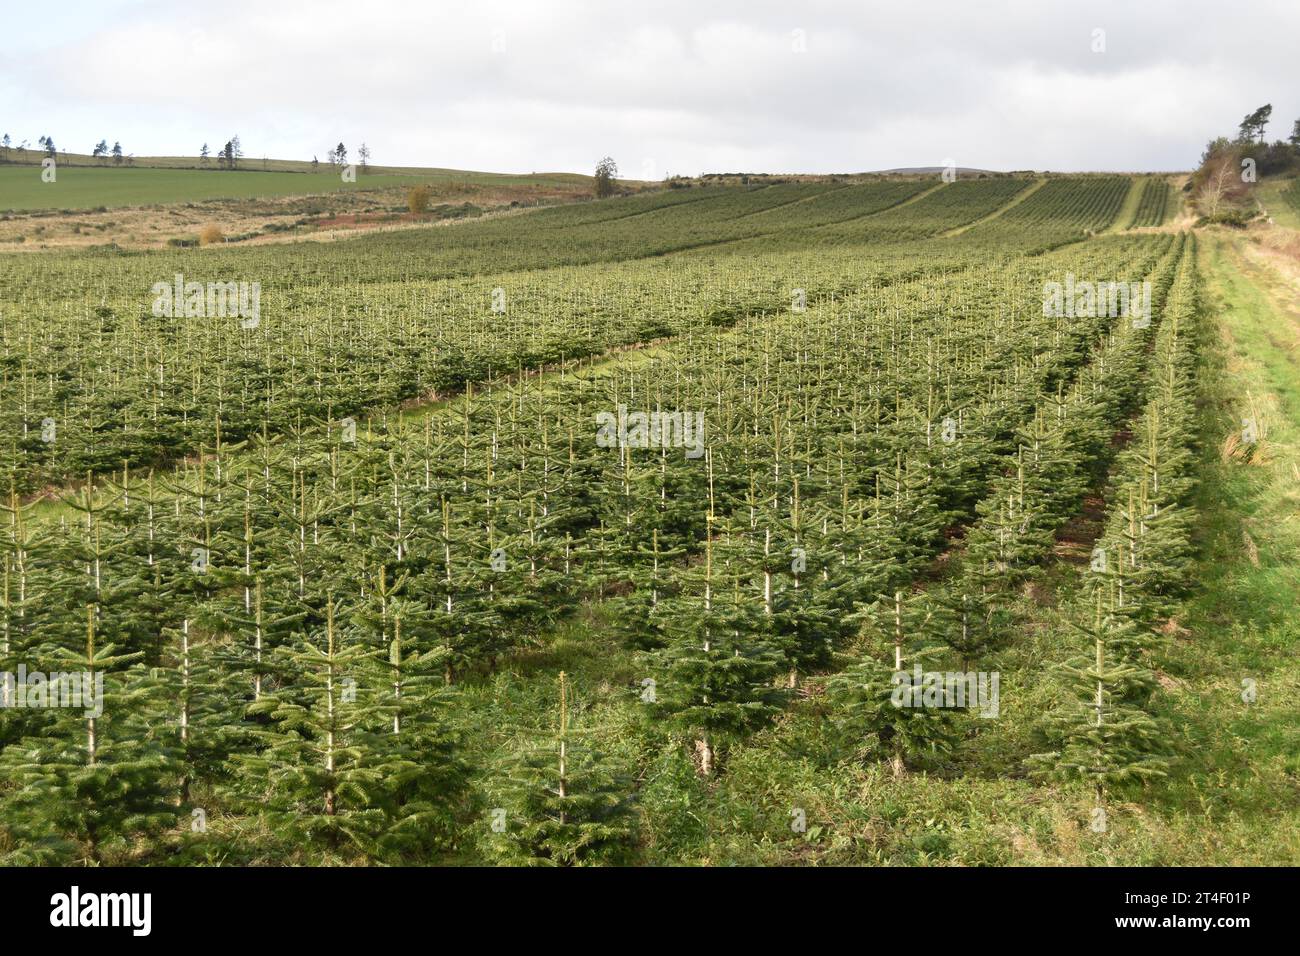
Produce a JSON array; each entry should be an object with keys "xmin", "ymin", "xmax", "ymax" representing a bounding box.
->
[{"xmin": 3, "ymin": 0, "xmax": 1297, "ymax": 176}]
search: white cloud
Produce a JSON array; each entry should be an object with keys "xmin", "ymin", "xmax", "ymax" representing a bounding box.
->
[{"xmin": 2, "ymin": 0, "xmax": 1297, "ymax": 173}]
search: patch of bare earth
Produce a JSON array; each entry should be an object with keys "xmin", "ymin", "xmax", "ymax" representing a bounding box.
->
[{"xmin": 0, "ymin": 180, "xmax": 593, "ymax": 251}]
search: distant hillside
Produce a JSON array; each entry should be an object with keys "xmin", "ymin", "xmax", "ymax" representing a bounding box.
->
[
  {"xmin": 871, "ymin": 166, "xmax": 1004, "ymax": 175},
  {"xmin": 0, "ymin": 151, "xmax": 592, "ymax": 185}
]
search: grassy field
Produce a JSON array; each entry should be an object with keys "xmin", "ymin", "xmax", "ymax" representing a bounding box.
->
[
  {"xmin": 2, "ymin": 151, "xmax": 593, "ymax": 181},
  {"xmin": 0, "ymin": 160, "xmax": 606, "ymax": 248},
  {"xmin": 1254, "ymin": 176, "xmax": 1300, "ymax": 229},
  {"xmin": 0, "ymin": 160, "xmax": 599, "ymax": 212}
]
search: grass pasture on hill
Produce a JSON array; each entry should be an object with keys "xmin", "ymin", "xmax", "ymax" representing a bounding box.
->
[
  {"xmin": 1254, "ymin": 175, "xmax": 1300, "ymax": 230},
  {"xmin": 0, "ymin": 160, "xmax": 604, "ymax": 249},
  {"xmin": 0, "ymin": 164, "xmax": 513, "ymax": 212}
]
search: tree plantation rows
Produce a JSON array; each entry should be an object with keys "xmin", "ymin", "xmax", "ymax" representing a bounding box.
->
[
  {"xmin": 0, "ymin": 172, "xmax": 1205, "ymax": 863},
  {"xmin": 1130, "ymin": 178, "xmax": 1174, "ymax": 229},
  {"xmin": 0, "ymin": 176, "xmax": 1167, "ymax": 494}
]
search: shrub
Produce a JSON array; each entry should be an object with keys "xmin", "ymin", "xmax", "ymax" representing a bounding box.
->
[
  {"xmin": 198, "ymin": 224, "xmax": 225, "ymax": 245},
  {"xmin": 408, "ymin": 186, "xmax": 431, "ymax": 215}
]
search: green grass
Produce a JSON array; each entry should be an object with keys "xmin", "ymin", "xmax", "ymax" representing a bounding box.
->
[
  {"xmin": 1254, "ymin": 176, "xmax": 1300, "ymax": 230},
  {"xmin": 1107, "ymin": 176, "xmax": 1146, "ymax": 232},
  {"xmin": 0, "ymin": 165, "xmax": 425, "ymax": 211},
  {"xmin": 0, "ymin": 162, "xmax": 593, "ymax": 212},
  {"xmin": 1147, "ymin": 232, "xmax": 1300, "ymax": 857},
  {"xmin": 4, "ymin": 151, "xmax": 591, "ymax": 181}
]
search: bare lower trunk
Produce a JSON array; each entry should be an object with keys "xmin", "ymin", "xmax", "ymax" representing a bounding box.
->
[
  {"xmin": 696, "ymin": 736, "xmax": 713, "ymax": 777},
  {"xmin": 890, "ymin": 751, "xmax": 905, "ymax": 779}
]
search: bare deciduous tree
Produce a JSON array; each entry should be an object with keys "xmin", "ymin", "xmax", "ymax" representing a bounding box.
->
[{"xmin": 1197, "ymin": 152, "xmax": 1248, "ymax": 218}]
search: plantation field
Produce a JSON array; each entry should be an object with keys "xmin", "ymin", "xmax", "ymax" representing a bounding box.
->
[
  {"xmin": 0, "ymin": 165, "xmax": 436, "ymax": 212},
  {"xmin": 1, "ymin": 172, "xmax": 1295, "ymax": 868}
]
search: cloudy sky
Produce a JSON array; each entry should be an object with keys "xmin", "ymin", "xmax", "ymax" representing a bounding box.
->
[{"xmin": 3, "ymin": 0, "xmax": 1297, "ymax": 176}]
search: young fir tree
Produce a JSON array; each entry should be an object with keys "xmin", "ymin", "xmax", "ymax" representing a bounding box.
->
[
  {"xmin": 421, "ymin": 495, "xmax": 506, "ymax": 682},
  {"xmin": 963, "ymin": 454, "xmax": 1055, "ymax": 584},
  {"xmin": 877, "ymin": 452, "xmax": 948, "ymax": 578},
  {"xmin": 489, "ymin": 672, "xmax": 638, "ymax": 866},
  {"xmin": 828, "ymin": 590, "xmax": 961, "ymax": 777},
  {"xmin": 611, "ymin": 526, "xmax": 685, "ymax": 651},
  {"xmin": 0, "ymin": 489, "xmax": 55, "ymax": 749},
  {"xmin": 752, "ymin": 477, "xmax": 836, "ymax": 680},
  {"xmin": 1027, "ymin": 594, "xmax": 1169, "ymax": 802},
  {"xmin": 98, "ymin": 466, "xmax": 177, "ymax": 664},
  {"xmin": 817, "ymin": 488, "xmax": 906, "ymax": 631},
  {"xmin": 656, "ymin": 530, "xmax": 787, "ymax": 777},
  {"xmin": 159, "ymin": 617, "xmax": 249, "ymax": 806},
  {"xmin": 366, "ymin": 617, "xmax": 473, "ymax": 861},
  {"xmin": 934, "ymin": 567, "xmax": 1011, "ymax": 670},
  {"xmin": 236, "ymin": 600, "xmax": 386, "ymax": 856},
  {"xmin": 0, "ymin": 606, "xmax": 180, "ymax": 864}
]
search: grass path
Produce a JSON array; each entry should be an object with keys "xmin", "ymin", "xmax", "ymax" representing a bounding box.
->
[
  {"xmin": 1145, "ymin": 230, "xmax": 1300, "ymax": 862},
  {"xmin": 1106, "ymin": 176, "xmax": 1147, "ymax": 233},
  {"xmin": 939, "ymin": 177, "xmax": 1045, "ymax": 238},
  {"xmin": 876, "ymin": 179, "xmax": 947, "ymax": 211}
]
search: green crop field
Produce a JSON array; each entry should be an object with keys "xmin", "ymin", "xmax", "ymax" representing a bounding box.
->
[
  {"xmin": 0, "ymin": 162, "xmax": 592, "ymax": 212},
  {"xmin": 0, "ymin": 170, "xmax": 1297, "ymax": 871},
  {"xmin": 0, "ymin": 165, "xmax": 426, "ymax": 211}
]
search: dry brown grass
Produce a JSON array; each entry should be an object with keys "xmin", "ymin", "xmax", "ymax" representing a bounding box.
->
[
  {"xmin": 0, "ymin": 178, "xmax": 590, "ymax": 251},
  {"xmin": 1221, "ymin": 428, "xmax": 1269, "ymax": 465},
  {"xmin": 1221, "ymin": 388, "xmax": 1272, "ymax": 465},
  {"xmin": 198, "ymin": 224, "xmax": 225, "ymax": 245}
]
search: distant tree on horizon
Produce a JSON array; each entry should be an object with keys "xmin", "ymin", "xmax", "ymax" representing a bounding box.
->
[
  {"xmin": 594, "ymin": 156, "xmax": 618, "ymax": 198},
  {"xmin": 358, "ymin": 143, "xmax": 370, "ymax": 170},
  {"xmin": 335, "ymin": 142, "xmax": 348, "ymax": 166},
  {"xmin": 1238, "ymin": 104, "xmax": 1272, "ymax": 144},
  {"xmin": 93, "ymin": 139, "xmax": 108, "ymax": 163},
  {"xmin": 112, "ymin": 141, "xmax": 123, "ymax": 165},
  {"xmin": 200, "ymin": 143, "xmax": 210, "ymax": 165}
]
